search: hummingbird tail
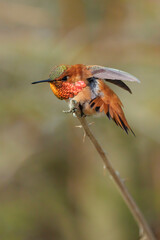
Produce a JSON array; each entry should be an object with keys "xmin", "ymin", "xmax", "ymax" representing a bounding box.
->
[{"xmin": 89, "ymin": 92, "xmax": 134, "ymax": 135}]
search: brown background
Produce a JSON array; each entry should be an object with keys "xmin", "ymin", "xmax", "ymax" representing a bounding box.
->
[{"xmin": 0, "ymin": 0, "xmax": 160, "ymax": 239}]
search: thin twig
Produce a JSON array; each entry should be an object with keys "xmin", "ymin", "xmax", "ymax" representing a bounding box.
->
[{"xmin": 74, "ymin": 104, "xmax": 156, "ymax": 240}]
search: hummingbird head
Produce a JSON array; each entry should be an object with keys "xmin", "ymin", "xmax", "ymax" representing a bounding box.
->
[
  {"xmin": 32, "ymin": 65, "xmax": 68, "ymax": 85},
  {"xmin": 32, "ymin": 65, "xmax": 69, "ymax": 99},
  {"xmin": 32, "ymin": 64, "xmax": 86, "ymax": 100}
]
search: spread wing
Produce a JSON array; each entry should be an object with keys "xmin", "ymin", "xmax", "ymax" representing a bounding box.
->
[{"xmin": 88, "ymin": 65, "xmax": 140, "ymax": 94}]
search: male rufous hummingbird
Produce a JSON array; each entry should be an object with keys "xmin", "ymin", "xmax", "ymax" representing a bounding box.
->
[{"xmin": 32, "ymin": 64, "xmax": 140, "ymax": 134}]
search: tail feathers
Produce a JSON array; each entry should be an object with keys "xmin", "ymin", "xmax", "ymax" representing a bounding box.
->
[{"xmin": 89, "ymin": 97, "xmax": 134, "ymax": 135}]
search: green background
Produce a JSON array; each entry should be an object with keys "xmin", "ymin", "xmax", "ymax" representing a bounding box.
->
[{"xmin": 0, "ymin": 0, "xmax": 160, "ymax": 239}]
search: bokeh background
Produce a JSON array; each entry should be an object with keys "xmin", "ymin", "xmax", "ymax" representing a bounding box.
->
[{"xmin": 1, "ymin": 0, "xmax": 160, "ymax": 239}]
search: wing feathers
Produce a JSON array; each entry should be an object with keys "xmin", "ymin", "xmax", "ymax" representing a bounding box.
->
[
  {"xmin": 105, "ymin": 79, "xmax": 132, "ymax": 93},
  {"xmin": 88, "ymin": 65, "xmax": 140, "ymax": 93},
  {"xmin": 88, "ymin": 65, "xmax": 140, "ymax": 83}
]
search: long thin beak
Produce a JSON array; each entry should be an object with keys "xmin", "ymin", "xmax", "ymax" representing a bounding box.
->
[{"xmin": 32, "ymin": 79, "xmax": 53, "ymax": 84}]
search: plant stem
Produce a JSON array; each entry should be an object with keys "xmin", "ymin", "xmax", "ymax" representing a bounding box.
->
[{"xmin": 74, "ymin": 106, "xmax": 156, "ymax": 240}]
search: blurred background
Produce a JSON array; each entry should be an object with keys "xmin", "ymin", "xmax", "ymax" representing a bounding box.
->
[{"xmin": 0, "ymin": 0, "xmax": 160, "ymax": 239}]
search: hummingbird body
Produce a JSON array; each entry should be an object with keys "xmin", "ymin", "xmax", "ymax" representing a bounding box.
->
[{"xmin": 32, "ymin": 64, "xmax": 140, "ymax": 134}]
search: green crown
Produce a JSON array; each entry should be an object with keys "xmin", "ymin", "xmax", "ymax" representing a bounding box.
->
[{"xmin": 49, "ymin": 65, "xmax": 67, "ymax": 80}]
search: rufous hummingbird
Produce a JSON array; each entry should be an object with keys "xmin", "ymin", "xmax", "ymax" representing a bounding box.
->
[{"xmin": 32, "ymin": 64, "xmax": 140, "ymax": 134}]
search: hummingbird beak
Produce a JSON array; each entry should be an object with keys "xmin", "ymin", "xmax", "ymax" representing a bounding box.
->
[{"xmin": 32, "ymin": 79, "xmax": 53, "ymax": 84}]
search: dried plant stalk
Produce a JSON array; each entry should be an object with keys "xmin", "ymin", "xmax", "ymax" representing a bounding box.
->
[{"xmin": 73, "ymin": 103, "xmax": 156, "ymax": 240}]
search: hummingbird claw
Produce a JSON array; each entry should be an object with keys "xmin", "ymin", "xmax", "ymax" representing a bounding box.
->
[
  {"xmin": 62, "ymin": 108, "xmax": 77, "ymax": 114},
  {"xmin": 63, "ymin": 110, "xmax": 73, "ymax": 114},
  {"xmin": 63, "ymin": 100, "xmax": 78, "ymax": 115}
]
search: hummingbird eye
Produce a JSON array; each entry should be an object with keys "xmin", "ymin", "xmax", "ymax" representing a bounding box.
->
[{"xmin": 61, "ymin": 76, "xmax": 68, "ymax": 81}]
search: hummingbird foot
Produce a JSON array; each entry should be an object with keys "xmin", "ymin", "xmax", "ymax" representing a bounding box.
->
[
  {"xmin": 63, "ymin": 107, "xmax": 78, "ymax": 118},
  {"xmin": 63, "ymin": 109, "xmax": 76, "ymax": 114},
  {"xmin": 63, "ymin": 100, "xmax": 85, "ymax": 117},
  {"xmin": 63, "ymin": 100, "xmax": 78, "ymax": 115}
]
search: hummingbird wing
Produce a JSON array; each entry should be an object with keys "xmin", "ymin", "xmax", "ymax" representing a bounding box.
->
[{"xmin": 88, "ymin": 65, "xmax": 140, "ymax": 94}]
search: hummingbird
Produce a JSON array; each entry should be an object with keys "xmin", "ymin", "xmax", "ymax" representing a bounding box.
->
[{"xmin": 32, "ymin": 64, "xmax": 140, "ymax": 134}]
